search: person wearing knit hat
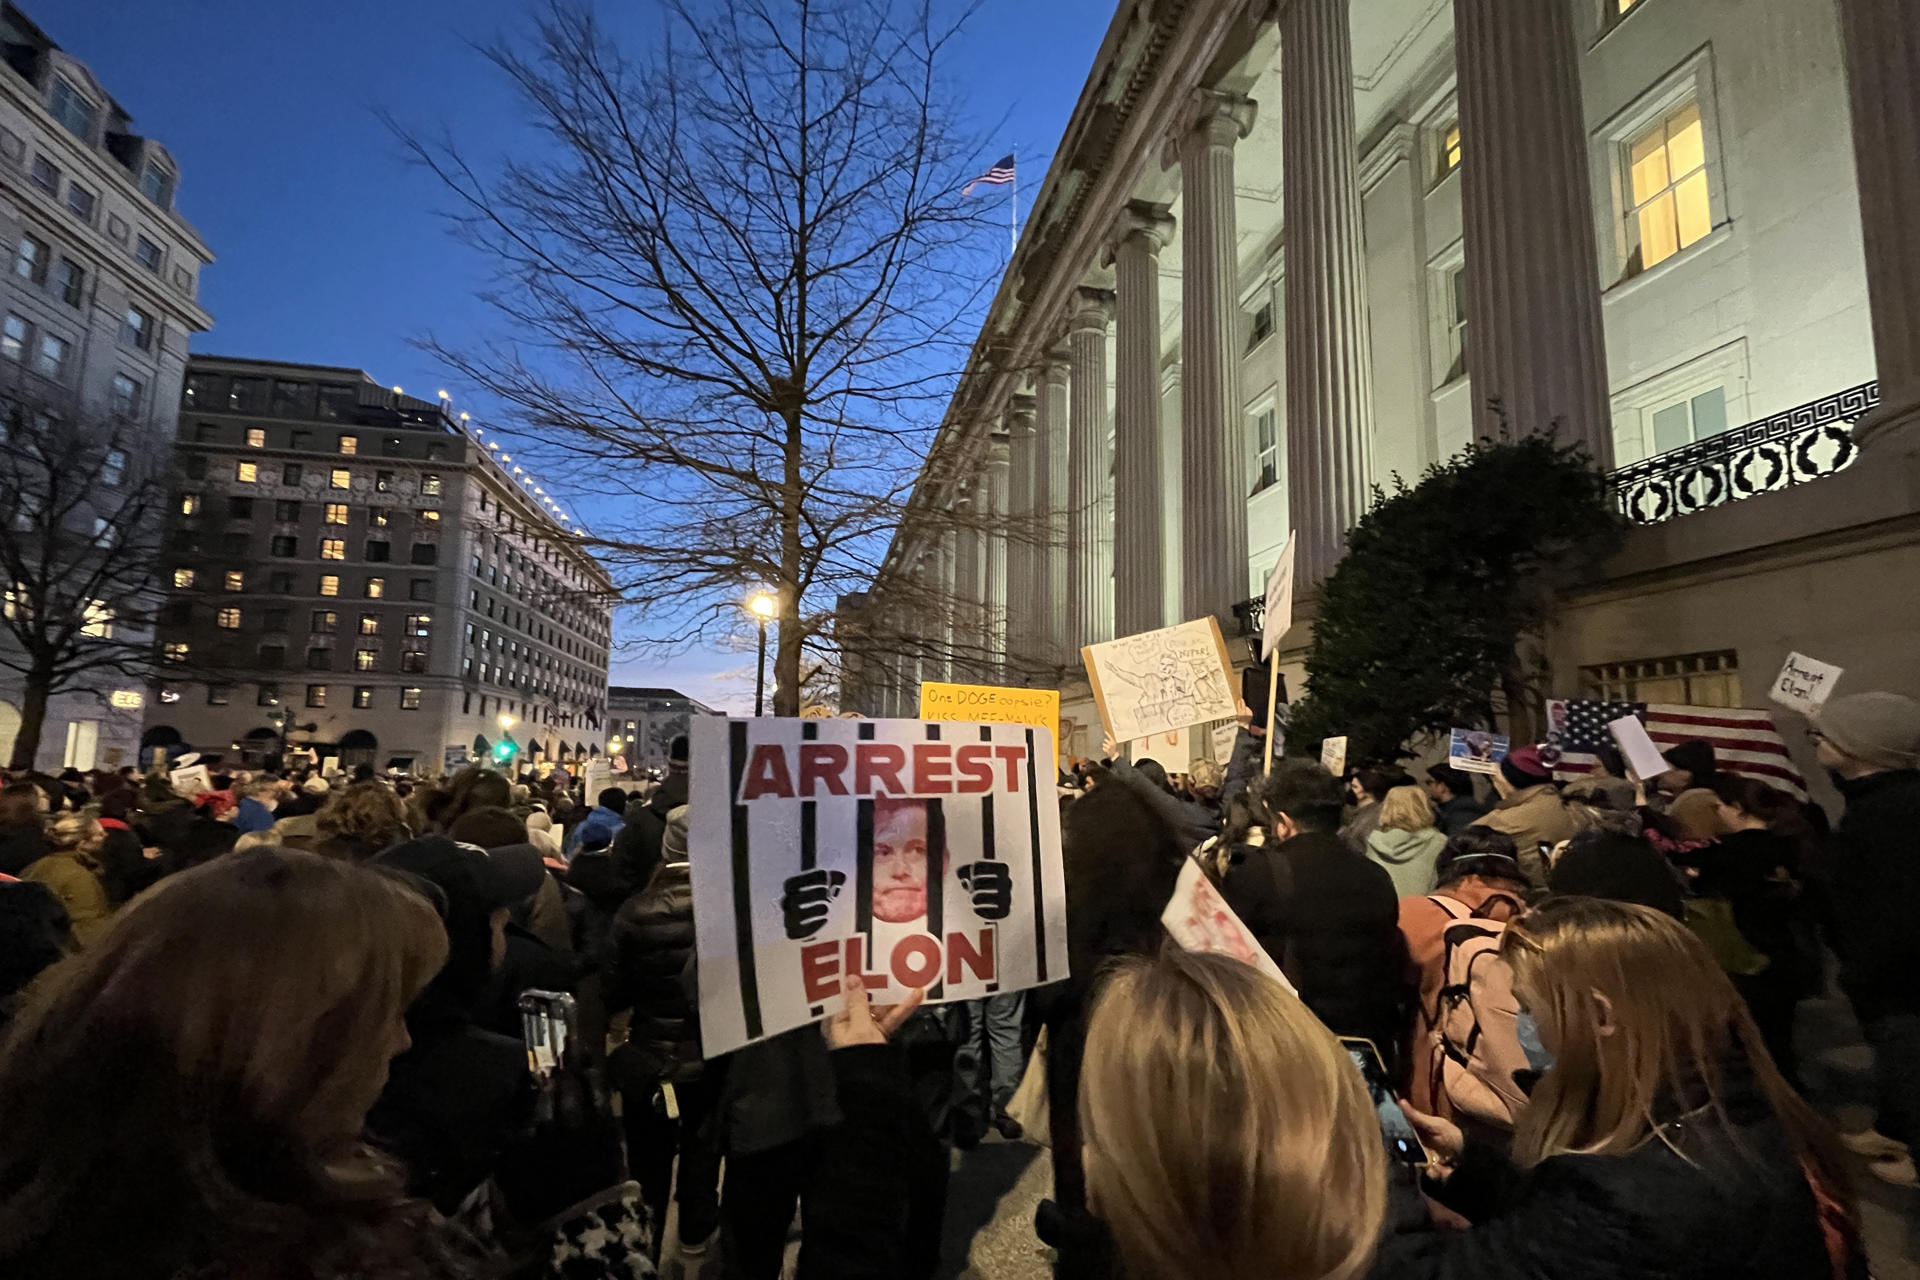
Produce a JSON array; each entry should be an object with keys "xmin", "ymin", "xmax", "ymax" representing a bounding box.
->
[
  {"xmin": 1814, "ymin": 690, "xmax": 1920, "ymax": 1186},
  {"xmin": 1468, "ymin": 744, "xmax": 1574, "ymax": 887}
]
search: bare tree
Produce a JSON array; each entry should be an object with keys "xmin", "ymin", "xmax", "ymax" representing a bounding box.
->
[
  {"xmin": 397, "ymin": 0, "xmax": 1005, "ymax": 715},
  {"xmin": 0, "ymin": 394, "xmax": 173, "ymax": 769}
]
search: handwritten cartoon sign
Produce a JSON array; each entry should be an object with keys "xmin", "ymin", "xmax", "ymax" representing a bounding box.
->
[
  {"xmin": 919, "ymin": 681, "xmax": 1061, "ymax": 761},
  {"xmin": 688, "ymin": 716, "xmax": 1069, "ymax": 1057},
  {"xmin": 1768, "ymin": 651, "xmax": 1843, "ymax": 718},
  {"xmin": 1082, "ymin": 617, "xmax": 1239, "ymax": 744}
]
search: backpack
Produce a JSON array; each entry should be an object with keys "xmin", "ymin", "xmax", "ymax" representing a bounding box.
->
[{"xmin": 1426, "ymin": 895, "xmax": 1531, "ymax": 1130}]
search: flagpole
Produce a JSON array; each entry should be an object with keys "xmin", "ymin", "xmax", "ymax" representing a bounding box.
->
[{"xmin": 1009, "ymin": 146, "xmax": 1018, "ymax": 260}]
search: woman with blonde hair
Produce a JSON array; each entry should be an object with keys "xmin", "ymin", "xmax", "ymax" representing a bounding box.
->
[
  {"xmin": 1077, "ymin": 947, "xmax": 1386, "ymax": 1280},
  {"xmin": 1382, "ymin": 896, "xmax": 1857, "ymax": 1279},
  {"xmin": 0, "ymin": 848, "xmax": 459, "ymax": 1279},
  {"xmin": 21, "ymin": 812, "xmax": 111, "ymax": 947},
  {"xmin": 1366, "ymin": 784, "xmax": 1447, "ymax": 898}
]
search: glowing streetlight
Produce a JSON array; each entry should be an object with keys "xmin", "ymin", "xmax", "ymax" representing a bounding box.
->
[
  {"xmin": 498, "ymin": 712, "xmax": 517, "ymax": 732},
  {"xmin": 748, "ymin": 592, "xmax": 777, "ymax": 716},
  {"xmin": 391, "ymin": 385, "xmax": 403, "ymax": 394},
  {"xmin": 437, "ymin": 389, "xmax": 450, "ymax": 400}
]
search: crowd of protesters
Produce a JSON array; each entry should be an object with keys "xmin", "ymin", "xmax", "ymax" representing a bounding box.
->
[{"xmin": 0, "ymin": 685, "xmax": 1916, "ymax": 1279}]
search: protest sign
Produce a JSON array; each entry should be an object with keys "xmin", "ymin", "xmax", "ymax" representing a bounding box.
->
[
  {"xmin": 581, "ymin": 758, "xmax": 612, "ymax": 801},
  {"xmin": 1162, "ymin": 858, "xmax": 1296, "ymax": 995},
  {"xmin": 1320, "ymin": 736, "xmax": 1348, "ymax": 776},
  {"xmin": 1211, "ymin": 722, "xmax": 1239, "ymax": 764},
  {"xmin": 1133, "ymin": 725, "xmax": 1191, "ymax": 772},
  {"xmin": 1769, "ymin": 651, "xmax": 1843, "ymax": 718},
  {"xmin": 169, "ymin": 764, "xmax": 212, "ymax": 797},
  {"xmin": 919, "ymin": 681, "xmax": 1060, "ymax": 759},
  {"xmin": 1608, "ymin": 714, "xmax": 1670, "ymax": 780},
  {"xmin": 688, "ymin": 716, "xmax": 1070, "ymax": 1058},
  {"xmin": 1082, "ymin": 617, "xmax": 1238, "ymax": 744},
  {"xmin": 1261, "ymin": 532, "xmax": 1298, "ymax": 660},
  {"xmin": 1447, "ymin": 728, "xmax": 1510, "ymax": 776}
]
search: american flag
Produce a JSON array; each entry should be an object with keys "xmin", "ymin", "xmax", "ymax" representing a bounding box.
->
[
  {"xmin": 1545, "ymin": 699, "xmax": 1808, "ymax": 801},
  {"xmin": 962, "ymin": 154, "xmax": 1016, "ymax": 196}
]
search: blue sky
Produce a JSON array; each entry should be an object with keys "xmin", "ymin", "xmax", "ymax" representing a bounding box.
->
[{"xmin": 40, "ymin": 0, "xmax": 1113, "ymax": 709}]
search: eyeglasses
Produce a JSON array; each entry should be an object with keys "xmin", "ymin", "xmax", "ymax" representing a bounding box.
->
[{"xmin": 1804, "ymin": 728, "xmax": 1827, "ymax": 743}]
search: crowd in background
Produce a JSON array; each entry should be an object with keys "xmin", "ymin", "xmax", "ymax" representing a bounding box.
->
[{"xmin": 0, "ymin": 688, "xmax": 1917, "ymax": 1280}]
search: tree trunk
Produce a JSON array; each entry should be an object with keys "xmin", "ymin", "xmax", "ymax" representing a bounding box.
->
[{"xmin": 9, "ymin": 667, "xmax": 52, "ymax": 772}]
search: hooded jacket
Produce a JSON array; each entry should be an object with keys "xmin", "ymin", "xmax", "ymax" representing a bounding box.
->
[
  {"xmin": 1366, "ymin": 826, "xmax": 1447, "ymax": 898},
  {"xmin": 1471, "ymin": 784, "xmax": 1574, "ymax": 885}
]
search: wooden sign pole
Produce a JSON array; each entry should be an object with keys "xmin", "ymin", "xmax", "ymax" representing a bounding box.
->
[{"xmin": 1260, "ymin": 646, "xmax": 1281, "ymax": 775}]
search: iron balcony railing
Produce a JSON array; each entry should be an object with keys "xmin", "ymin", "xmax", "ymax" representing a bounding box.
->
[{"xmin": 1613, "ymin": 381, "xmax": 1877, "ymax": 525}]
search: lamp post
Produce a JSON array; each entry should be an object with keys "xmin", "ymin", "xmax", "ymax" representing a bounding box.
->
[{"xmin": 748, "ymin": 592, "xmax": 777, "ymax": 717}]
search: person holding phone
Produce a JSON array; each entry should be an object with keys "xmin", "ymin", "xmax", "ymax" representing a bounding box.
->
[{"xmin": 1377, "ymin": 896, "xmax": 1859, "ymax": 1280}]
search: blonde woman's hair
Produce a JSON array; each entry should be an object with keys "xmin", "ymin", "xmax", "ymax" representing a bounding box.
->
[
  {"xmin": 1503, "ymin": 897, "xmax": 1853, "ymax": 1217},
  {"xmin": 1079, "ymin": 948, "xmax": 1386, "ymax": 1280},
  {"xmin": 1376, "ymin": 784, "xmax": 1435, "ymax": 834},
  {"xmin": 46, "ymin": 812, "xmax": 103, "ymax": 856}
]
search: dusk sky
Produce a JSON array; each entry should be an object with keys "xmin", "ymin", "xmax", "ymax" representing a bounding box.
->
[{"xmin": 40, "ymin": 0, "xmax": 1113, "ymax": 710}]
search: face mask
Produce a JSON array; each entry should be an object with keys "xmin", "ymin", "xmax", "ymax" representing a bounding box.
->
[{"xmin": 1515, "ymin": 1009, "xmax": 1555, "ymax": 1074}]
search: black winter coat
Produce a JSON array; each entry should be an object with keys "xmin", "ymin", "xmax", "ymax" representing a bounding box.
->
[
  {"xmin": 1372, "ymin": 1063, "xmax": 1837, "ymax": 1280},
  {"xmin": 1823, "ymin": 769, "xmax": 1920, "ymax": 1020},
  {"xmin": 1219, "ymin": 829, "xmax": 1410, "ymax": 1064},
  {"xmin": 606, "ymin": 860, "xmax": 702, "ymax": 1083},
  {"xmin": 0, "ymin": 819, "xmax": 46, "ymax": 878},
  {"xmin": 1434, "ymin": 793, "xmax": 1489, "ymax": 837}
]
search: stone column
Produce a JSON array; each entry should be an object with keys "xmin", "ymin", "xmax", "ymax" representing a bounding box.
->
[
  {"xmin": 1159, "ymin": 360, "xmax": 1183, "ymax": 623},
  {"xmin": 1036, "ymin": 348, "xmax": 1072, "ymax": 668},
  {"xmin": 1175, "ymin": 90, "xmax": 1257, "ymax": 625},
  {"xmin": 951, "ymin": 491, "xmax": 978, "ymax": 679},
  {"xmin": 1453, "ymin": 0, "xmax": 1613, "ymax": 468},
  {"xmin": 1109, "ymin": 204, "xmax": 1175, "ymax": 636},
  {"xmin": 1283, "ymin": 0, "xmax": 1376, "ymax": 586},
  {"xmin": 984, "ymin": 436, "xmax": 1011, "ymax": 676},
  {"xmin": 1003, "ymin": 394, "xmax": 1038, "ymax": 672},
  {"xmin": 1838, "ymin": 0, "xmax": 1920, "ymax": 451},
  {"xmin": 935, "ymin": 525, "xmax": 957, "ymax": 684},
  {"xmin": 1066, "ymin": 289, "xmax": 1115, "ymax": 649}
]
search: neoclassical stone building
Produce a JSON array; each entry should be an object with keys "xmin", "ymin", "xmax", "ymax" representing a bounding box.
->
[{"xmin": 848, "ymin": 0, "xmax": 1919, "ymax": 776}]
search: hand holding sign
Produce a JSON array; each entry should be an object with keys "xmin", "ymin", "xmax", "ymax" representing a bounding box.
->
[
  {"xmin": 780, "ymin": 868, "xmax": 846, "ymax": 940},
  {"xmin": 958, "ymin": 861, "xmax": 1013, "ymax": 920}
]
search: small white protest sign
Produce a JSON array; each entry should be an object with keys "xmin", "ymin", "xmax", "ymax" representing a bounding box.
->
[
  {"xmin": 1608, "ymin": 714, "xmax": 1670, "ymax": 781},
  {"xmin": 1211, "ymin": 722, "xmax": 1239, "ymax": 764},
  {"xmin": 1321, "ymin": 736, "xmax": 1349, "ymax": 777},
  {"xmin": 1162, "ymin": 857, "xmax": 1296, "ymax": 995},
  {"xmin": 1769, "ymin": 651, "xmax": 1843, "ymax": 718},
  {"xmin": 169, "ymin": 764, "xmax": 212, "ymax": 797},
  {"xmin": 1262, "ymin": 531, "xmax": 1298, "ymax": 659},
  {"xmin": 1133, "ymin": 725, "xmax": 1191, "ymax": 772}
]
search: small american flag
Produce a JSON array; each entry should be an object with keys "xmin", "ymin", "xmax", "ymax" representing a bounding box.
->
[
  {"xmin": 1546, "ymin": 699, "xmax": 1808, "ymax": 801},
  {"xmin": 963, "ymin": 154, "xmax": 1016, "ymax": 196}
]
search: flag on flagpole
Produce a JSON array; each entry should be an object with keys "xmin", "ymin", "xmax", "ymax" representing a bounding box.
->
[
  {"xmin": 1545, "ymin": 700, "xmax": 1809, "ymax": 800},
  {"xmin": 963, "ymin": 154, "xmax": 1016, "ymax": 196}
]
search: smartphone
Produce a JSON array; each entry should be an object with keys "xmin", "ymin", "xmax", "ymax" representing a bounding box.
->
[
  {"xmin": 1340, "ymin": 1036, "xmax": 1429, "ymax": 1166},
  {"xmin": 517, "ymin": 989, "xmax": 578, "ymax": 1081}
]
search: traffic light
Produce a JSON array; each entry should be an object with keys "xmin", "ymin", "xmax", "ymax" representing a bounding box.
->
[{"xmin": 493, "ymin": 738, "xmax": 519, "ymax": 766}]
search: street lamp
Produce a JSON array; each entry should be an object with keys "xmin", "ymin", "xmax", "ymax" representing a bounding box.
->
[{"xmin": 748, "ymin": 592, "xmax": 777, "ymax": 717}]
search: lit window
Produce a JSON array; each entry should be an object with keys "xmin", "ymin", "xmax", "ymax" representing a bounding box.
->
[
  {"xmin": 406, "ymin": 613, "xmax": 432, "ymax": 638},
  {"xmin": 32, "ymin": 333, "xmax": 69, "ymax": 379},
  {"xmin": 173, "ymin": 567, "xmax": 195, "ymax": 588},
  {"xmin": 320, "ymin": 538, "xmax": 346, "ymax": 561},
  {"xmin": 246, "ymin": 427, "xmax": 266, "ymax": 448},
  {"xmin": 330, "ymin": 469, "xmax": 351, "ymax": 489},
  {"xmin": 1, "ymin": 314, "xmax": 27, "ymax": 361},
  {"xmin": 365, "ymin": 576, "xmax": 386, "ymax": 599},
  {"xmin": 163, "ymin": 642, "xmax": 188, "ymax": 664},
  {"xmin": 121, "ymin": 307, "xmax": 152, "ymax": 350},
  {"xmin": 420, "ymin": 473, "xmax": 443, "ymax": 496},
  {"xmin": 419, "ymin": 509, "xmax": 441, "ymax": 522},
  {"xmin": 1439, "ymin": 123, "xmax": 1461, "ymax": 180},
  {"xmin": 180, "ymin": 493, "xmax": 201, "ymax": 516},
  {"xmin": 353, "ymin": 686, "xmax": 373, "ymax": 709},
  {"xmin": 225, "ymin": 571, "xmax": 245, "ymax": 592},
  {"xmin": 258, "ymin": 684, "xmax": 280, "ymax": 707},
  {"xmin": 306, "ymin": 684, "xmax": 328, "ymax": 708},
  {"xmin": 1251, "ymin": 406, "xmax": 1280, "ymax": 496},
  {"xmin": 324, "ymin": 503, "xmax": 349, "ymax": 524},
  {"xmin": 319, "ymin": 575, "xmax": 340, "ymax": 597},
  {"xmin": 1626, "ymin": 100, "xmax": 1711, "ymax": 274},
  {"xmin": 135, "ymin": 236, "xmax": 163, "ymax": 273},
  {"xmin": 355, "ymin": 648, "xmax": 378, "ymax": 672},
  {"xmin": 338, "ymin": 435, "xmax": 359, "ymax": 455},
  {"xmin": 81, "ymin": 601, "xmax": 112, "ymax": 638},
  {"xmin": 102, "ymin": 450, "xmax": 126, "ymax": 486},
  {"xmin": 401, "ymin": 650, "xmax": 427, "ymax": 674},
  {"xmin": 359, "ymin": 614, "xmax": 380, "ymax": 635},
  {"xmin": 400, "ymin": 686, "xmax": 422, "ymax": 710},
  {"xmin": 236, "ymin": 461, "xmax": 258, "ymax": 483},
  {"xmin": 217, "ymin": 607, "xmax": 241, "ymax": 629}
]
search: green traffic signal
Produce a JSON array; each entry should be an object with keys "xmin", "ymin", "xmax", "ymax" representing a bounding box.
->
[{"xmin": 493, "ymin": 740, "xmax": 519, "ymax": 764}]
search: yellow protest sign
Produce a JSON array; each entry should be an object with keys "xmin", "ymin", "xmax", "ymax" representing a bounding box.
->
[{"xmin": 919, "ymin": 681, "xmax": 1060, "ymax": 760}]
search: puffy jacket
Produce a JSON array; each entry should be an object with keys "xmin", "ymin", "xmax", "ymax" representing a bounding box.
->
[
  {"xmin": 1218, "ymin": 829, "xmax": 1410, "ymax": 1067},
  {"xmin": 1824, "ymin": 769, "xmax": 1920, "ymax": 1021},
  {"xmin": 606, "ymin": 860, "xmax": 702, "ymax": 1083},
  {"xmin": 1373, "ymin": 1059, "xmax": 1839, "ymax": 1280},
  {"xmin": 1471, "ymin": 785, "xmax": 1574, "ymax": 885}
]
